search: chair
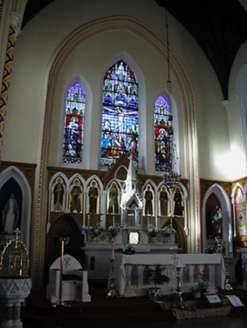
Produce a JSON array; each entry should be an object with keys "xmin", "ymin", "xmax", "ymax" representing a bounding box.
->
[{"xmin": 46, "ymin": 254, "xmax": 91, "ymax": 303}]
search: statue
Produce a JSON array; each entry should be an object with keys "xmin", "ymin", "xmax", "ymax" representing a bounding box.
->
[
  {"xmin": 70, "ymin": 179, "xmax": 82, "ymax": 213},
  {"xmin": 144, "ymin": 186, "xmax": 153, "ymax": 215},
  {"xmin": 108, "ymin": 184, "xmax": 119, "ymax": 214},
  {"xmin": 210, "ymin": 205, "xmax": 222, "ymax": 238},
  {"xmin": 2, "ymin": 193, "xmax": 19, "ymax": 235},
  {"xmin": 53, "ymin": 178, "xmax": 64, "ymax": 212},
  {"xmin": 88, "ymin": 181, "xmax": 98, "ymax": 214},
  {"xmin": 174, "ymin": 188, "xmax": 184, "ymax": 216},
  {"xmin": 159, "ymin": 187, "xmax": 168, "ymax": 216}
]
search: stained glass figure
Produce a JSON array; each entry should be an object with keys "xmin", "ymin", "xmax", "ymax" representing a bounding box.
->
[
  {"xmin": 63, "ymin": 83, "xmax": 85, "ymax": 164},
  {"xmin": 154, "ymin": 96, "xmax": 173, "ymax": 171},
  {"xmin": 101, "ymin": 60, "xmax": 139, "ymax": 167}
]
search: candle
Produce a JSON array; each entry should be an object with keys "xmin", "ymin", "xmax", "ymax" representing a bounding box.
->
[{"xmin": 226, "ymin": 241, "xmax": 229, "ymax": 257}]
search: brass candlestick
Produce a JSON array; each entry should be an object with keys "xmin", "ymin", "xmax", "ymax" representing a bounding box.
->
[
  {"xmin": 52, "ymin": 237, "xmax": 71, "ymax": 307},
  {"xmin": 176, "ymin": 264, "xmax": 185, "ymax": 309},
  {"xmin": 107, "ymin": 240, "xmax": 119, "ymax": 298},
  {"xmin": 224, "ymin": 256, "xmax": 233, "ymax": 291}
]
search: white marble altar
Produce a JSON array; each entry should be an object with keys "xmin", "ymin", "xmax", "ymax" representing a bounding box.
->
[{"xmin": 113, "ymin": 253, "xmax": 226, "ymax": 297}]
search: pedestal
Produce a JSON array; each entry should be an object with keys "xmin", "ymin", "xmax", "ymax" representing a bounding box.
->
[{"xmin": 0, "ymin": 278, "xmax": 32, "ymax": 328}]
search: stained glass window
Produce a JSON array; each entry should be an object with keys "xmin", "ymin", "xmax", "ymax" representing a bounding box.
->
[
  {"xmin": 63, "ymin": 83, "xmax": 85, "ymax": 164},
  {"xmin": 101, "ymin": 60, "xmax": 139, "ymax": 167},
  {"xmin": 154, "ymin": 96, "xmax": 173, "ymax": 171}
]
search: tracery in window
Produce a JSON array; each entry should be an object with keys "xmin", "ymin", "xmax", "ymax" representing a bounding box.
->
[
  {"xmin": 63, "ymin": 82, "xmax": 85, "ymax": 164},
  {"xmin": 101, "ymin": 60, "xmax": 139, "ymax": 168},
  {"xmin": 154, "ymin": 96, "xmax": 172, "ymax": 172}
]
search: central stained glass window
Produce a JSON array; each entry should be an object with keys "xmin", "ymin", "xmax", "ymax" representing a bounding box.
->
[{"xmin": 101, "ymin": 60, "xmax": 139, "ymax": 168}]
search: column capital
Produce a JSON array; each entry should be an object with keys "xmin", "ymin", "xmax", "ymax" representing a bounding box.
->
[{"xmin": 9, "ymin": 12, "xmax": 21, "ymax": 26}]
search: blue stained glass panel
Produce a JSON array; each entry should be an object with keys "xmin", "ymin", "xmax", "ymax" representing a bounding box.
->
[
  {"xmin": 63, "ymin": 83, "xmax": 85, "ymax": 164},
  {"xmin": 101, "ymin": 60, "xmax": 139, "ymax": 167}
]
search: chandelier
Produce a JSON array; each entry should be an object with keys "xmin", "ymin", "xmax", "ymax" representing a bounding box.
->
[{"xmin": 163, "ymin": 10, "xmax": 181, "ymax": 190}]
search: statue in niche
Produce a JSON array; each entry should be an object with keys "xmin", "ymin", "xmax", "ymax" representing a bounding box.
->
[
  {"xmin": 70, "ymin": 179, "xmax": 82, "ymax": 213},
  {"xmin": 210, "ymin": 205, "xmax": 222, "ymax": 238},
  {"xmin": 144, "ymin": 186, "xmax": 153, "ymax": 216},
  {"xmin": 173, "ymin": 187, "xmax": 184, "ymax": 216},
  {"xmin": 108, "ymin": 183, "xmax": 119, "ymax": 214},
  {"xmin": 159, "ymin": 186, "xmax": 168, "ymax": 216},
  {"xmin": 53, "ymin": 178, "xmax": 64, "ymax": 212},
  {"xmin": 2, "ymin": 193, "xmax": 19, "ymax": 234},
  {"xmin": 88, "ymin": 181, "xmax": 98, "ymax": 214}
]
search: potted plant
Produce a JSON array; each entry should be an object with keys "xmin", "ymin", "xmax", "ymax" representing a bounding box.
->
[
  {"xmin": 191, "ymin": 270, "xmax": 210, "ymax": 299},
  {"xmin": 147, "ymin": 264, "xmax": 170, "ymax": 298}
]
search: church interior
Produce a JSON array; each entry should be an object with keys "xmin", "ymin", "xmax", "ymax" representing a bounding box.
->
[{"xmin": 0, "ymin": 0, "xmax": 247, "ymax": 327}]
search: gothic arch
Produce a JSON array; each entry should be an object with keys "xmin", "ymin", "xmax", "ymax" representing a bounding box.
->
[
  {"xmin": 35, "ymin": 16, "xmax": 198, "ymax": 287},
  {"xmin": 231, "ymin": 182, "xmax": 245, "ymax": 237},
  {"xmin": 101, "ymin": 52, "xmax": 146, "ymax": 170},
  {"xmin": 0, "ymin": 166, "xmax": 32, "ymax": 248},
  {"xmin": 202, "ymin": 183, "xmax": 232, "ymax": 254},
  {"xmin": 59, "ymin": 75, "xmax": 92, "ymax": 169},
  {"xmin": 47, "ymin": 172, "xmax": 68, "ymax": 233}
]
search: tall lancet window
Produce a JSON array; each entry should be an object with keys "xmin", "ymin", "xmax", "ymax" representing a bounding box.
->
[
  {"xmin": 101, "ymin": 60, "xmax": 139, "ymax": 168},
  {"xmin": 154, "ymin": 95, "xmax": 173, "ymax": 172},
  {"xmin": 63, "ymin": 83, "xmax": 85, "ymax": 164}
]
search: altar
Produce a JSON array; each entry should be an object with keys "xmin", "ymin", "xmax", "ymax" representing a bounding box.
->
[{"xmin": 113, "ymin": 253, "xmax": 226, "ymax": 297}]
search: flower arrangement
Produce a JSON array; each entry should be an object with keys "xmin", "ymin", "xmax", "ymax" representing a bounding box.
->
[
  {"xmin": 205, "ymin": 244, "xmax": 216, "ymax": 253},
  {"xmin": 148, "ymin": 228, "xmax": 160, "ymax": 238},
  {"xmin": 108, "ymin": 225, "xmax": 120, "ymax": 237},
  {"xmin": 123, "ymin": 245, "xmax": 136, "ymax": 255},
  {"xmin": 191, "ymin": 270, "xmax": 210, "ymax": 295}
]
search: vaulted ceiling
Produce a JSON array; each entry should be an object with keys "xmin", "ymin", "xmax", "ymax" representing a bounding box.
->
[{"xmin": 22, "ymin": 0, "xmax": 247, "ymax": 100}]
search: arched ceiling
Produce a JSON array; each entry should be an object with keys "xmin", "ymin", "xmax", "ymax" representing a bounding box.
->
[{"xmin": 22, "ymin": 0, "xmax": 247, "ymax": 100}]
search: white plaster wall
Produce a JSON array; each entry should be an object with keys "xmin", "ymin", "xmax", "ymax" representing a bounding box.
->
[
  {"xmin": 1, "ymin": 0, "xmax": 241, "ymax": 180},
  {"xmin": 228, "ymin": 40, "xmax": 247, "ymax": 180}
]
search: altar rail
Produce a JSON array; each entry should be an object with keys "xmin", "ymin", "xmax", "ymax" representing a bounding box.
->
[{"xmin": 114, "ymin": 254, "xmax": 226, "ymax": 297}]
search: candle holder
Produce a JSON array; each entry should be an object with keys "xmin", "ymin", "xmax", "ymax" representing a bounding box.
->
[
  {"xmin": 107, "ymin": 240, "xmax": 119, "ymax": 298},
  {"xmin": 224, "ymin": 256, "xmax": 233, "ymax": 291},
  {"xmin": 52, "ymin": 237, "xmax": 71, "ymax": 307},
  {"xmin": 176, "ymin": 264, "xmax": 185, "ymax": 309}
]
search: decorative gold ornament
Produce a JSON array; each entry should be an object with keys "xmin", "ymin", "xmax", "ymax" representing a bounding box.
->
[{"xmin": 0, "ymin": 229, "xmax": 29, "ymax": 277}]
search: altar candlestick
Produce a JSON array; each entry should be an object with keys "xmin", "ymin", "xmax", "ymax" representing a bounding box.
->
[{"xmin": 226, "ymin": 241, "xmax": 229, "ymax": 257}]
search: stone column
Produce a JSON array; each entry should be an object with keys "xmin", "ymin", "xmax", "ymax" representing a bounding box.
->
[
  {"xmin": 1, "ymin": 302, "xmax": 13, "ymax": 328},
  {"xmin": 0, "ymin": 11, "xmax": 21, "ymax": 160}
]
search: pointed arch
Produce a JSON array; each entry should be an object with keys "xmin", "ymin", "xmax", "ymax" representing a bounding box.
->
[
  {"xmin": 154, "ymin": 95, "xmax": 173, "ymax": 172},
  {"xmin": 202, "ymin": 184, "xmax": 232, "ymax": 253},
  {"xmin": 100, "ymin": 59, "xmax": 139, "ymax": 168},
  {"xmin": 101, "ymin": 51, "xmax": 146, "ymax": 170},
  {"xmin": 231, "ymin": 183, "xmax": 246, "ymax": 238},
  {"xmin": 35, "ymin": 15, "xmax": 198, "ymax": 287},
  {"xmin": 106, "ymin": 179, "xmax": 121, "ymax": 215},
  {"xmin": 0, "ymin": 166, "xmax": 32, "ymax": 248},
  {"xmin": 60, "ymin": 75, "xmax": 92, "ymax": 169}
]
